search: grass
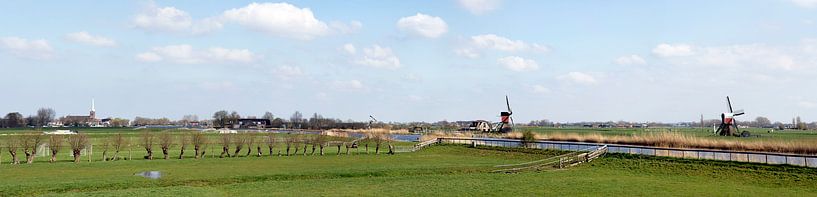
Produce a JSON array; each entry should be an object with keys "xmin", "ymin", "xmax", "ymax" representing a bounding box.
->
[{"xmin": 1, "ymin": 145, "xmax": 816, "ymax": 196}]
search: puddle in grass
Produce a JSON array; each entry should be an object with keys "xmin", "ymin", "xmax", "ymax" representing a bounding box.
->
[{"xmin": 135, "ymin": 171, "xmax": 162, "ymax": 179}]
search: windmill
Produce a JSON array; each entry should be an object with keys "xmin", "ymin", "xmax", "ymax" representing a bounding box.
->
[
  {"xmin": 494, "ymin": 95, "xmax": 514, "ymax": 133},
  {"xmin": 368, "ymin": 115, "xmax": 378, "ymax": 129},
  {"xmin": 715, "ymin": 96, "xmax": 745, "ymax": 136}
]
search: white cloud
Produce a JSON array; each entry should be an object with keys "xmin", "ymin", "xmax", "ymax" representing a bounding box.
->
[
  {"xmin": 792, "ymin": 0, "xmax": 817, "ymax": 8},
  {"xmin": 531, "ymin": 85, "xmax": 551, "ymax": 94},
  {"xmin": 0, "ymin": 36, "xmax": 54, "ymax": 59},
  {"xmin": 350, "ymin": 44, "xmax": 401, "ymax": 69},
  {"xmin": 136, "ymin": 52, "xmax": 162, "ymax": 62},
  {"xmin": 454, "ymin": 48, "xmax": 480, "ymax": 58},
  {"xmin": 397, "ymin": 13, "xmax": 448, "ymax": 38},
  {"xmin": 136, "ymin": 44, "xmax": 259, "ymax": 64},
  {"xmin": 497, "ymin": 56, "xmax": 539, "ymax": 71},
  {"xmin": 330, "ymin": 20, "xmax": 362, "ymax": 34},
  {"xmin": 457, "ymin": 0, "xmax": 501, "ymax": 15},
  {"xmin": 331, "ymin": 79, "xmax": 365, "ymax": 91},
  {"xmin": 655, "ymin": 43, "xmax": 813, "ymax": 71},
  {"xmin": 799, "ymin": 101, "xmax": 817, "ymax": 108},
  {"xmin": 65, "ymin": 32, "xmax": 116, "ymax": 47},
  {"xmin": 222, "ymin": 2, "xmax": 330, "ymax": 40},
  {"xmin": 652, "ymin": 43, "xmax": 694, "ymax": 57},
  {"xmin": 271, "ymin": 65, "xmax": 304, "ymax": 80},
  {"xmin": 342, "ymin": 43, "xmax": 356, "ymax": 54},
  {"xmin": 558, "ymin": 72, "xmax": 597, "ymax": 85},
  {"xmin": 132, "ymin": 3, "xmax": 222, "ymax": 34},
  {"xmin": 470, "ymin": 34, "xmax": 549, "ymax": 52},
  {"xmin": 614, "ymin": 55, "xmax": 647, "ymax": 65},
  {"xmin": 133, "ymin": 6, "xmax": 193, "ymax": 32}
]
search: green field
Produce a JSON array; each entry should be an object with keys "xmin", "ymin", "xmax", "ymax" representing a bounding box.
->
[{"xmin": 1, "ymin": 144, "xmax": 816, "ymax": 196}]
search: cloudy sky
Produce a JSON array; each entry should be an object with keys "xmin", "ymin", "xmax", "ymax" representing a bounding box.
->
[{"xmin": 2, "ymin": 0, "xmax": 817, "ymax": 123}]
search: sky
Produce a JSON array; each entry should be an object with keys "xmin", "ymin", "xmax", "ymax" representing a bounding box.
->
[{"xmin": 1, "ymin": 0, "xmax": 817, "ymax": 123}]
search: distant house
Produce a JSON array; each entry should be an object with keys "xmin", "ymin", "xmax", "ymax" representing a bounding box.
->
[{"xmin": 235, "ymin": 119, "xmax": 271, "ymax": 129}]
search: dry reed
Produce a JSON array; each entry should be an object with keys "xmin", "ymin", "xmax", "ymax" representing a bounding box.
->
[{"xmin": 514, "ymin": 132, "xmax": 817, "ymax": 155}]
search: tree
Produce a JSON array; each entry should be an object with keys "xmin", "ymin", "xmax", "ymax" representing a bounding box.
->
[
  {"xmin": 755, "ymin": 117, "xmax": 771, "ymax": 128},
  {"xmin": 315, "ymin": 133, "xmax": 328, "ymax": 155},
  {"xmin": 21, "ymin": 133, "xmax": 45, "ymax": 164},
  {"xmin": 140, "ymin": 132, "xmax": 155, "ymax": 160},
  {"xmin": 228, "ymin": 111, "xmax": 241, "ymax": 127},
  {"xmin": 220, "ymin": 133, "xmax": 232, "ymax": 158},
  {"xmin": 67, "ymin": 134, "xmax": 89, "ymax": 163},
  {"xmin": 178, "ymin": 133, "xmax": 188, "ymax": 159},
  {"xmin": 233, "ymin": 133, "xmax": 247, "ymax": 157},
  {"xmin": 5, "ymin": 135, "xmax": 20, "ymax": 164},
  {"xmin": 48, "ymin": 135, "xmax": 63, "ymax": 163},
  {"xmin": 290, "ymin": 111, "xmax": 303, "ymax": 129},
  {"xmin": 4, "ymin": 112, "xmax": 26, "ymax": 128},
  {"xmin": 110, "ymin": 118, "xmax": 130, "ymax": 127},
  {"xmin": 213, "ymin": 110, "xmax": 229, "ymax": 128},
  {"xmin": 109, "ymin": 133, "xmax": 127, "ymax": 161},
  {"xmin": 265, "ymin": 132, "xmax": 276, "ymax": 156},
  {"xmin": 262, "ymin": 112, "xmax": 274, "ymax": 123},
  {"xmin": 35, "ymin": 108, "xmax": 56, "ymax": 128},
  {"xmin": 159, "ymin": 132, "xmax": 173, "ymax": 159},
  {"xmin": 190, "ymin": 132, "xmax": 207, "ymax": 159}
]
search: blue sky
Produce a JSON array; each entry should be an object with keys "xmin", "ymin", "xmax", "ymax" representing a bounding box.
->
[{"xmin": 1, "ymin": 0, "xmax": 816, "ymax": 123}]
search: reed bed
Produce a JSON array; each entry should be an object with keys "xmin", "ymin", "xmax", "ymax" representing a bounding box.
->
[{"xmin": 509, "ymin": 132, "xmax": 817, "ymax": 155}]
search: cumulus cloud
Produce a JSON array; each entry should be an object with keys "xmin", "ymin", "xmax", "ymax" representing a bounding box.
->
[
  {"xmin": 65, "ymin": 32, "xmax": 116, "ymax": 47},
  {"xmin": 132, "ymin": 3, "xmax": 223, "ymax": 34},
  {"xmin": 614, "ymin": 55, "xmax": 646, "ymax": 65},
  {"xmin": 792, "ymin": 0, "xmax": 817, "ymax": 8},
  {"xmin": 457, "ymin": 0, "xmax": 501, "ymax": 15},
  {"xmin": 397, "ymin": 13, "xmax": 448, "ymax": 38},
  {"xmin": 347, "ymin": 44, "xmax": 401, "ymax": 69},
  {"xmin": 330, "ymin": 20, "xmax": 363, "ymax": 34},
  {"xmin": 222, "ymin": 2, "xmax": 330, "ymax": 40},
  {"xmin": 558, "ymin": 72, "xmax": 598, "ymax": 85},
  {"xmin": 455, "ymin": 34, "xmax": 548, "ymax": 58},
  {"xmin": 0, "ymin": 36, "xmax": 54, "ymax": 59},
  {"xmin": 271, "ymin": 65, "xmax": 304, "ymax": 80},
  {"xmin": 497, "ymin": 56, "xmax": 539, "ymax": 71},
  {"xmin": 136, "ymin": 44, "xmax": 259, "ymax": 64},
  {"xmin": 652, "ymin": 43, "xmax": 694, "ymax": 57}
]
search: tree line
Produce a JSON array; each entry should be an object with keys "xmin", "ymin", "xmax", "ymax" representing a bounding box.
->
[{"xmin": 1, "ymin": 131, "xmax": 395, "ymax": 164}]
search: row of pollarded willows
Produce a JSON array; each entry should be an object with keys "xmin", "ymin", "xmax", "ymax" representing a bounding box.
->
[
  {"xmin": 507, "ymin": 131, "xmax": 817, "ymax": 155},
  {"xmin": 0, "ymin": 131, "xmax": 397, "ymax": 164}
]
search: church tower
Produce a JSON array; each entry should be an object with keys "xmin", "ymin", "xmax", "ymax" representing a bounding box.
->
[{"xmin": 90, "ymin": 99, "xmax": 96, "ymax": 120}]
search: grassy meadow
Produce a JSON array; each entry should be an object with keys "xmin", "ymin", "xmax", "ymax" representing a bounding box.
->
[{"xmin": 0, "ymin": 145, "xmax": 815, "ymax": 196}]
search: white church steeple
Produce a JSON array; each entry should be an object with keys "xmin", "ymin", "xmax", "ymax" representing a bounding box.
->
[{"xmin": 90, "ymin": 99, "xmax": 96, "ymax": 119}]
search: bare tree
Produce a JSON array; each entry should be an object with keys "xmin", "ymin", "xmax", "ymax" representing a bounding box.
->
[
  {"xmin": 35, "ymin": 108, "xmax": 56, "ymax": 128},
  {"xmin": 315, "ymin": 134, "xmax": 328, "ymax": 155},
  {"xmin": 159, "ymin": 132, "xmax": 173, "ymax": 159},
  {"xmin": 220, "ymin": 133, "xmax": 232, "ymax": 158},
  {"xmin": 21, "ymin": 133, "xmax": 45, "ymax": 164},
  {"xmin": 191, "ymin": 132, "xmax": 207, "ymax": 159},
  {"xmin": 178, "ymin": 133, "xmax": 188, "ymax": 159},
  {"xmin": 303, "ymin": 135, "xmax": 311, "ymax": 156},
  {"xmin": 265, "ymin": 132, "xmax": 276, "ymax": 156},
  {"xmin": 49, "ymin": 135, "xmax": 63, "ymax": 163},
  {"xmin": 109, "ymin": 133, "xmax": 127, "ymax": 161},
  {"xmin": 101, "ymin": 139, "xmax": 110, "ymax": 161},
  {"xmin": 374, "ymin": 133, "xmax": 384, "ymax": 155},
  {"xmin": 232, "ymin": 133, "xmax": 246, "ymax": 157},
  {"xmin": 140, "ymin": 132, "xmax": 155, "ymax": 160},
  {"xmin": 244, "ymin": 133, "xmax": 256, "ymax": 157},
  {"xmin": 285, "ymin": 134, "xmax": 293, "ymax": 156},
  {"xmin": 5, "ymin": 135, "xmax": 20, "ymax": 164},
  {"xmin": 67, "ymin": 134, "xmax": 89, "ymax": 163}
]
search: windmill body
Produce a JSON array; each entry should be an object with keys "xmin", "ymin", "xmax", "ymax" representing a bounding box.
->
[{"xmin": 716, "ymin": 96, "xmax": 745, "ymax": 136}]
